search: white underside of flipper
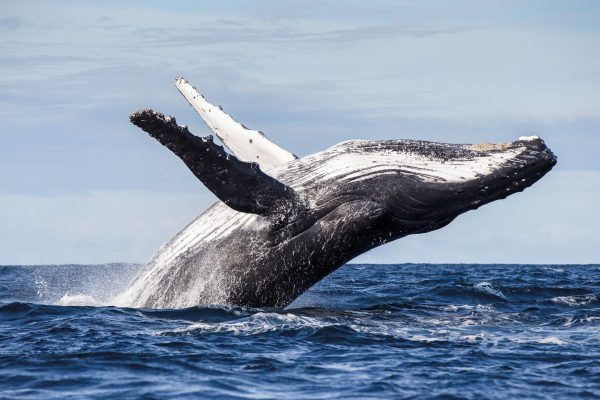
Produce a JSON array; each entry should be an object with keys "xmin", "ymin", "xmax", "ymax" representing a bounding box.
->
[{"xmin": 175, "ymin": 77, "xmax": 297, "ymax": 172}]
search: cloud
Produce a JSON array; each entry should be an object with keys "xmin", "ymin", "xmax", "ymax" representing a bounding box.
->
[
  {"xmin": 0, "ymin": 17, "xmax": 22, "ymax": 30},
  {"xmin": 0, "ymin": 54, "xmax": 89, "ymax": 67},
  {"xmin": 134, "ymin": 20, "xmax": 470, "ymax": 48}
]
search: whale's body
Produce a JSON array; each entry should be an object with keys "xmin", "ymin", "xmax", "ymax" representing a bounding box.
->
[{"xmin": 116, "ymin": 79, "xmax": 556, "ymax": 309}]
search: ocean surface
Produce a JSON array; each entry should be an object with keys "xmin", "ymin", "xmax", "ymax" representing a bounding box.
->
[{"xmin": 1, "ymin": 263, "xmax": 599, "ymax": 399}]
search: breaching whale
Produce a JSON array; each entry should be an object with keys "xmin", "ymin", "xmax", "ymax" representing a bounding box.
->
[{"xmin": 115, "ymin": 78, "xmax": 557, "ymax": 309}]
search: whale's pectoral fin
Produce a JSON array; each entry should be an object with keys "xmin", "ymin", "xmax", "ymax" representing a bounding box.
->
[
  {"xmin": 130, "ymin": 109, "xmax": 302, "ymax": 220},
  {"xmin": 174, "ymin": 78, "xmax": 297, "ymax": 172}
]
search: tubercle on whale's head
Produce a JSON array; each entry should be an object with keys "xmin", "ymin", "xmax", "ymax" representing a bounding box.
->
[{"xmin": 352, "ymin": 136, "xmax": 557, "ymax": 235}]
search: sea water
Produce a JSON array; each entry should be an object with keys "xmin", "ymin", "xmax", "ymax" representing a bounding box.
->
[{"xmin": 1, "ymin": 263, "xmax": 599, "ymax": 399}]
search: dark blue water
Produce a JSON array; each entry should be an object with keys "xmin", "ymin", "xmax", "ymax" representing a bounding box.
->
[{"xmin": 1, "ymin": 264, "xmax": 599, "ymax": 399}]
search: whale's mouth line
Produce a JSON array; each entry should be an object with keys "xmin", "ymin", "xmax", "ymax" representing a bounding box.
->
[{"xmin": 383, "ymin": 144, "xmax": 557, "ymax": 228}]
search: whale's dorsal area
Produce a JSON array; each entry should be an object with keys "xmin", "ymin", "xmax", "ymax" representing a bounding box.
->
[{"xmin": 175, "ymin": 77, "xmax": 297, "ymax": 171}]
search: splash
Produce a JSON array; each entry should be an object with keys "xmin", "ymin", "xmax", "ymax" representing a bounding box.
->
[{"xmin": 57, "ymin": 294, "xmax": 101, "ymax": 306}]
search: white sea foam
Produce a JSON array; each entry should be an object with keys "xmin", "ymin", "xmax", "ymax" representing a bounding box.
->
[
  {"xmin": 474, "ymin": 282, "xmax": 506, "ymax": 300},
  {"xmin": 441, "ymin": 304, "xmax": 495, "ymax": 312},
  {"xmin": 536, "ymin": 337, "xmax": 568, "ymax": 345},
  {"xmin": 543, "ymin": 267, "xmax": 565, "ymax": 273},
  {"xmin": 163, "ymin": 312, "xmax": 334, "ymax": 336},
  {"xmin": 562, "ymin": 315, "xmax": 600, "ymax": 327},
  {"xmin": 442, "ymin": 305, "xmax": 460, "ymax": 312},
  {"xmin": 460, "ymin": 334, "xmax": 485, "ymax": 343},
  {"xmin": 57, "ymin": 294, "xmax": 101, "ymax": 306},
  {"xmin": 551, "ymin": 294, "xmax": 597, "ymax": 307}
]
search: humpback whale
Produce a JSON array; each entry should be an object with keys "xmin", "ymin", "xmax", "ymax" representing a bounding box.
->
[{"xmin": 115, "ymin": 78, "xmax": 557, "ymax": 309}]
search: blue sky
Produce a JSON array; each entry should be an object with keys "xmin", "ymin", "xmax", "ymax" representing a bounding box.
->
[{"xmin": 1, "ymin": 0, "xmax": 598, "ymax": 264}]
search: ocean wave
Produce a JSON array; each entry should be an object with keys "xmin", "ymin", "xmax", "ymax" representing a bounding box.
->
[
  {"xmin": 161, "ymin": 311, "xmax": 337, "ymax": 336},
  {"xmin": 2, "ymin": 264, "xmax": 600, "ymax": 399},
  {"xmin": 513, "ymin": 336, "xmax": 570, "ymax": 346},
  {"xmin": 429, "ymin": 281, "xmax": 508, "ymax": 303},
  {"xmin": 560, "ymin": 315, "xmax": 600, "ymax": 327},
  {"xmin": 550, "ymin": 294, "xmax": 599, "ymax": 307},
  {"xmin": 139, "ymin": 305, "xmax": 254, "ymax": 323},
  {"xmin": 473, "ymin": 281, "xmax": 507, "ymax": 300},
  {"xmin": 536, "ymin": 337, "xmax": 569, "ymax": 345},
  {"xmin": 441, "ymin": 304, "xmax": 495, "ymax": 312}
]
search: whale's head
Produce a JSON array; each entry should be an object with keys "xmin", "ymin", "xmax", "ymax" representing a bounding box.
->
[{"xmin": 294, "ymin": 136, "xmax": 557, "ymax": 238}]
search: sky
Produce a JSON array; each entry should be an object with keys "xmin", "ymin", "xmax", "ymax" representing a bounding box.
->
[{"xmin": 1, "ymin": 0, "xmax": 599, "ymax": 265}]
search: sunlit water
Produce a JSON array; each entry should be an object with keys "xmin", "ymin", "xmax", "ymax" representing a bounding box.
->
[{"xmin": 1, "ymin": 263, "xmax": 599, "ymax": 399}]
